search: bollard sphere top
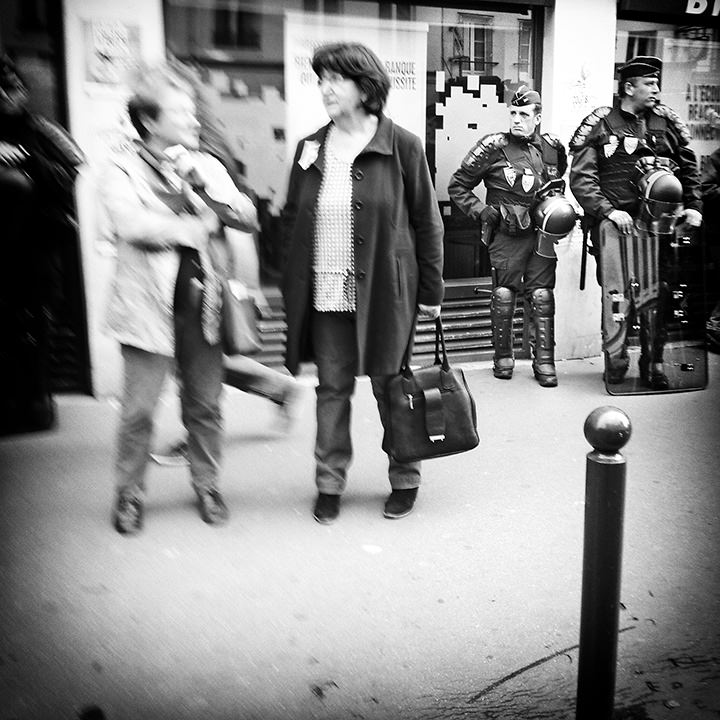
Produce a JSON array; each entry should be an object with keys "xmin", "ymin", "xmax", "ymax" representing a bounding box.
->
[{"xmin": 584, "ymin": 406, "xmax": 632, "ymax": 452}]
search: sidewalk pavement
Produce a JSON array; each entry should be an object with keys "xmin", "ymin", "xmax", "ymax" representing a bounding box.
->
[{"xmin": 1, "ymin": 355, "xmax": 719, "ymax": 720}]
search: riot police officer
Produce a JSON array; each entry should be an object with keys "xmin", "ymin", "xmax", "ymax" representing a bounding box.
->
[
  {"xmin": 569, "ymin": 56, "xmax": 702, "ymax": 389},
  {"xmin": 449, "ymin": 87, "xmax": 573, "ymax": 387}
]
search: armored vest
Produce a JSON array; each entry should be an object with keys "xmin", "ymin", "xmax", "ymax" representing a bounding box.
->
[
  {"xmin": 593, "ymin": 108, "xmax": 672, "ymax": 215},
  {"xmin": 485, "ymin": 133, "xmax": 564, "ymax": 209}
]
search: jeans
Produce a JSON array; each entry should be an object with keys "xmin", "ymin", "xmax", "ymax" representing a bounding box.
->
[
  {"xmin": 115, "ymin": 301, "xmax": 223, "ymax": 499},
  {"xmin": 311, "ymin": 310, "xmax": 420, "ymax": 495}
]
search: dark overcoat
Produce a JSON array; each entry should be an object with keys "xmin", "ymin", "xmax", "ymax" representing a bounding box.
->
[{"xmin": 281, "ymin": 114, "xmax": 444, "ymax": 376}]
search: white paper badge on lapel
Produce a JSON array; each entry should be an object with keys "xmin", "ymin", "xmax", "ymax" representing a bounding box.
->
[
  {"xmin": 298, "ymin": 140, "xmax": 320, "ymax": 170},
  {"xmin": 603, "ymin": 135, "xmax": 619, "ymax": 158},
  {"xmin": 503, "ymin": 166, "xmax": 517, "ymax": 187}
]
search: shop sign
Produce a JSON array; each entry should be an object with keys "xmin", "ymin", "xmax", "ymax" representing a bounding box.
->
[
  {"xmin": 620, "ymin": 0, "xmax": 720, "ymax": 20},
  {"xmin": 284, "ymin": 12, "xmax": 429, "ymax": 159}
]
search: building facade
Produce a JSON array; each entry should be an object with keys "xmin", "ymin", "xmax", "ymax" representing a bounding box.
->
[{"xmin": 3, "ymin": 1, "xmax": 717, "ymax": 397}]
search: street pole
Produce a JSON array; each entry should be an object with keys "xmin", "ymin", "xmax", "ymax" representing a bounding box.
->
[{"xmin": 576, "ymin": 406, "xmax": 632, "ymax": 720}]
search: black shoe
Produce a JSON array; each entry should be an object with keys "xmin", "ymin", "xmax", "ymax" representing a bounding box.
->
[
  {"xmin": 532, "ymin": 362, "xmax": 558, "ymax": 387},
  {"xmin": 383, "ymin": 488, "xmax": 418, "ymax": 519},
  {"xmin": 313, "ymin": 493, "xmax": 340, "ymax": 524},
  {"xmin": 493, "ymin": 357, "xmax": 514, "ymax": 380},
  {"xmin": 197, "ymin": 488, "xmax": 229, "ymax": 525},
  {"xmin": 113, "ymin": 493, "xmax": 143, "ymax": 535}
]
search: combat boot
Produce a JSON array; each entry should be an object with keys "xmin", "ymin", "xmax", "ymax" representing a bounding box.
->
[
  {"xmin": 530, "ymin": 288, "xmax": 558, "ymax": 387},
  {"xmin": 491, "ymin": 286, "xmax": 516, "ymax": 379},
  {"xmin": 639, "ymin": 307, "xmax": 669, "ymax": 390}
]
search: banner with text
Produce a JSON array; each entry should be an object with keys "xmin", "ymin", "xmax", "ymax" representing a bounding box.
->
[{"xmin": 283, "ymin": 12, "xmax": 428, "ymax": 161}]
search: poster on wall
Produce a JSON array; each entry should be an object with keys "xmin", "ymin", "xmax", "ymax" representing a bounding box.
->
[
  {"xmin": 83, "ymin": 19, "xmax": 140, "ymax": 86},
  {"xmin": 283, "ymin": 12, "xmax": 429, "ymax": 160},
  {"xmin": 660, "ymin": 38, "xmax": 720, "ymax": 171}
]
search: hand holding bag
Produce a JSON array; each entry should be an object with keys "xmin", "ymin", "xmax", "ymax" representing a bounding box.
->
[
  {"xmin": 382, "ymin": 317, "xmax": 479, "ymax": 463},
  {"xmin": 209, "ymin": 234, "xmax": 262, "ymax": 356},
  {"xmin": 219, "ymin": 277, "xmax": 262, "ymax": 356}
]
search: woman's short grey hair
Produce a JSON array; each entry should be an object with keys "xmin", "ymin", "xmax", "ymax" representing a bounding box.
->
[
  {"xmin": 312, "ymin": 42, "xmax": 390, "ymax": 116},
  {"xmin": 127, "ymin": 65, "xmax": 194, "ymax": 140}
]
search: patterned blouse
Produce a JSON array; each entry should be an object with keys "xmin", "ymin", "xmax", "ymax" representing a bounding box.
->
[{"xmin": 313, "ymin": 126, "xmax": 356, "ymax": 312}]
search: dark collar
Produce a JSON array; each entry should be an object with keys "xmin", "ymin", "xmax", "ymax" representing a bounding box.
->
[{"xmin": 310, "ymin": 113, "xmax": 394, "ymax": 156}]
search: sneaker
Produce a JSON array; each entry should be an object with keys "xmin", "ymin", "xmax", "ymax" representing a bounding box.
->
[
  {"xmin": 313, "ymin": 493, "xmax": 340, "ymax": 524},
  {"xmin": 383, "ymin": 488, "xmax": 418, "ymax": 519},
  {"xmin": 150, "ymin": 438, "xmax": 189, "ymax": 466},
  {"xmin": 113, "ymin": 493, "xmax": 143, "ymax": 535},
  {"xmin": 197, "ymin": 488, "xmax": 229, "ymax": 525}
]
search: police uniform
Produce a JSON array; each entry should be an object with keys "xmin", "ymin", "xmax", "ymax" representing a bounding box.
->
[
  {"xmin": 569, "ymin": 56, "xmax": 702, "ymax": 388},
  {"xmin": 448, "ymin": 87, "xmax": 568, "ymax": 387}
]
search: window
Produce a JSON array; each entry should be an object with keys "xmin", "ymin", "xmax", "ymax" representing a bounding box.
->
[
  {"xmin": 213, "ymin": 8, "xmax": 261, "ymax": 49},
  {"xmin": 456, "ymin": 13, "xmax": 494, "ymax": 74},
  {"xmin": 517, "ymin": 19, "xmax": 532, "ymax": 75},
  {"xmin": 624, "ymin": 31, "xmax": 657, "ymax": 60}
]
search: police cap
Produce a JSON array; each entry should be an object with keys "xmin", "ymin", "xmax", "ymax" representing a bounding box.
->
[
  {"xmin": 619, "ymin": 55, "xmax": 661, "ymax": 83},
  {"xmin": 511, "ymin": 85, "xmax": 541, "ymax": 107}
]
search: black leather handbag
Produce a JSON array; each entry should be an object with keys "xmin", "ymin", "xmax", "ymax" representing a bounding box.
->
[{"xmin": 382, "ymin": 317, "xmax": 479, "ymax": 463}]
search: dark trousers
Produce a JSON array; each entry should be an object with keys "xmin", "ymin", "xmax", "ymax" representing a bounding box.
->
[
  {"xmin": 310, "ymin": 311, "xmax": 420, "ymax": 495},
  {"xmin": 489, "ymin": 228, "xmax": 556, "ymax": 297},
  {"xmin": 115, "ymin": 265, "xmax": 223, "ymax": 498}
]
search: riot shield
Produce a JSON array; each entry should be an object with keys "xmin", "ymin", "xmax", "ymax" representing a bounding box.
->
[{"xmin": 597, "ymin": 219, "xmax": 707, "ymax": 395}]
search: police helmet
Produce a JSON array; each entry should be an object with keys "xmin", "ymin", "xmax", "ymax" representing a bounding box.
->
[
  {"xmin": 637, "ymin": 167, "xmax": 683, "ymax": 219},
  {"xmin": 532, "ymin": 195, "xmax": 578, "ymax": 238}
]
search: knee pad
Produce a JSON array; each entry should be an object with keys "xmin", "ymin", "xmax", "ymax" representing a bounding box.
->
[
  {"xmin": 530, "ymin": 288, "xmax": 554, "ymax": 317},
  {"xmin": 492, "ymin": 286, "xmax": 516, "ymax": 318}
]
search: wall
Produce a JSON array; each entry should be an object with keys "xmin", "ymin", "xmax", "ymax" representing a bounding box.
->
[
  {"xmin": 63, "ymin": 0, "xmax": 619, "ymax": 396},
  {"xmin": 63, "ymin": 0, "xmax": 166, "ymax": 397},
  {"xmin": 542, "ymin": 0, "xmax": 618, "ymax": 359}
]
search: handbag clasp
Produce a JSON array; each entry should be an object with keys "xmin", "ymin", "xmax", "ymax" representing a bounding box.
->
[{"xmin": 429, "ymin": 434, "xmax": 445, "ymax": 443}]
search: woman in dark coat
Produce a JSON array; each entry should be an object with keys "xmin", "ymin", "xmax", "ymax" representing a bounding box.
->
[{"xmin": 281, "ymin": 42, "xmax": 444, "ymax": 523}]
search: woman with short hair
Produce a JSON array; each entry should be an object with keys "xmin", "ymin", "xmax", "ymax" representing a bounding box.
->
[{"xmin": 281, "ymin": 42, "xmax": 444, "ymax": 523}]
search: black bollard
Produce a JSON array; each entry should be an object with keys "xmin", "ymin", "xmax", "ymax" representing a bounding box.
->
[{"xmin": 576, "ymin": 406, "xmax": 632, "ymax": 720}]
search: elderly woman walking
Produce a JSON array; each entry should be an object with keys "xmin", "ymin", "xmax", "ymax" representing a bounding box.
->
[{"xmin": 281, "ymin": 42, "xmax": 444, "ymax": 523}]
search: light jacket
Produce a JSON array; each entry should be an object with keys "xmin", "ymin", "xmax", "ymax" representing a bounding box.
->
[
  {"xmin": 281, "ymin": 114, "xmax": 444, "ymax": 376},
  {"xmin": 99, "ymin": 145, "xmax": 256, "ymax": 356}
]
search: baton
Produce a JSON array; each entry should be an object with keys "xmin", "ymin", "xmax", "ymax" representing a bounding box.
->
[{"xmin": 579, "ymin": 226, "xmax": 589, "ymax": 291}]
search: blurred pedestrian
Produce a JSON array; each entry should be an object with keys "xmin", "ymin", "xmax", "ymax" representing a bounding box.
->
[
  {"xmin": 0, "ymin": 54, "xmax": 84, "ymax": 434},
  {"xmin": 99, "ymin": 65, "xmax": 257, "ymax": 534},
  {"xmin": 149, "ymin": 59, "xmax": 301, "ymax": 466},
  {"xmin": 281, "ymin": 42, "xmax": 444, "ymax": 523}
]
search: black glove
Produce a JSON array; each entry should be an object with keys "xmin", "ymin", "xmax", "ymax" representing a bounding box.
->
[
  {"xmin": 480, "ymin": 205, "xmax": 500, "ymax": 228},
  {"xmin": 479, "ymin": 206, "xmax": 499, "ymax": 246}
]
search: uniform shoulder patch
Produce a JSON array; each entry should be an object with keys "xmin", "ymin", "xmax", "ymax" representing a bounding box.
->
[
  {"xmin": 652, "ymin": 103, "xmax": 692, "ymax": 145},
  {"xmin": 463, "ymin": 132, "xmax": 508, "ymax": 166},
  {"xmin": 569, "ymin": 106, "xmax": 612, "ymax": 153},
  {"xmin": 541, "ymin": 132, "xmax": 563, "ymax": 148}
]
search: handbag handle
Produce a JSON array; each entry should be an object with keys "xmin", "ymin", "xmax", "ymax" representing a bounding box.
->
[{"xmin": 400, "ymin": 315, "xmax": 449, "ymax": 376}]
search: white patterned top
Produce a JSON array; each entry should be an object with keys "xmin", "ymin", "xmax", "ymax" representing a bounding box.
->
[{"xmin": 313, "ymin": 127, "xmax": 356, "ymax": 312}]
